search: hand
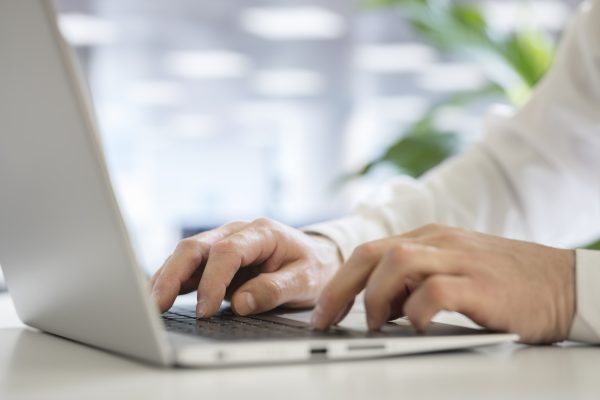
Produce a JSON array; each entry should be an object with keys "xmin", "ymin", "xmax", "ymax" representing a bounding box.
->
[
  {"xmin": 311, "ymin": 224, "xmax": 576, "ymax": 344},
  {"xmin": 150, "ymin": 218, "xmax": 342, "ymax": 318}
]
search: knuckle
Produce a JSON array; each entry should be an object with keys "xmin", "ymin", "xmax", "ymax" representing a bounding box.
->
[
  {"xmin": 353, "ymin": 242, "xmax": 379, "ymax": 261},
  {"xmin": 435, "ymin": 231, "xmax": 459, "ymax": 244},
  {"xmin": 431, "ymin": 227, "xmax": 466, "ymax": 245},
  {"xmin": 222, "ymin": 220, "xmax": 249, "ymax": 230},
  {"xmin": 423, "ymin": 223, "xmax": 445, "ymax": 232},
  {"xmin": 262, "ymin": 278, "xmax": 283, "ymax": 304},
  {"xmin": 210, "ymin": 239, "xmax": 237, "ymax": 255},
  {"xmin": 252, "ymin": 217, "xmax": 275, "ymax": 228},
  {"xmin": 424, "ymin": 278, "xmax": 450, "ymax": 305},
  {"xmin": 386, "ymin": 244, "xmax": 411, "ymax": 264},
  {"xmin": 177, "ymin": 237, "xmax": 199, "ymax": 251},
  {"xmin": 175, "ymin": 238, "xmax": 204, "ymax": 262}
]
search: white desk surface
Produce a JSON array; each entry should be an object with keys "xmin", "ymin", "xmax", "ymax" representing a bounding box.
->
[{"xmin": 1, "ymin": 293, "xmax": 599, "ymax": 400}]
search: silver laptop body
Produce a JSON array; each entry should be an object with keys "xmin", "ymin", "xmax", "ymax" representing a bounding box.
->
[{"xmin": 0, "ymin": 0, "xmax": 517, "ymax": 367}]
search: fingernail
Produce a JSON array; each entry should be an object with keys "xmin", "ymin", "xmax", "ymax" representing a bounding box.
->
[
  {"xmin": 311, "ymin": 304, "xmax": 325, "ymax": 329},
  {"xmin": 196, "ymin": 299, "xmax": 208, "ymax": 318},
  {"xmin": 235, "ymin": 292, "xmax": 256, "ymax": 316}
]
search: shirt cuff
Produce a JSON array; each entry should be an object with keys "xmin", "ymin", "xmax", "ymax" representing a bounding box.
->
[
  {"xmin": 303, "ymin": 214, "xmax": 391, "ymax": 262},
  {"xmin": 568, "ymin": 248, "xmax": 600, "ymax": 343}
]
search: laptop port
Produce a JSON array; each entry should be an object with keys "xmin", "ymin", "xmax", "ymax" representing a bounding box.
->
[
  {"xmin": 310, "ymin": 347, "xmax": 328, "ymax": 358},
  {"xmin": 347, "ymin": 343, "xmax": 386, "ymax": 351}
]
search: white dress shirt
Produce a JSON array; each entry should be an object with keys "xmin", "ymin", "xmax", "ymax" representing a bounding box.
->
[{"xmin": 307, "ymin": 0, "xmax": 600, "ymax": 343}]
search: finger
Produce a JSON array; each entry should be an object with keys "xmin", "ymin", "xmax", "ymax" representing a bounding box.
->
[
  {"xmin": 386, "ymin": 275, "xmax": 420, "ymax": 321},
  {"xmin": 364, "ymin": 244, "xmax": 464, "ymax": 330},
  {"xmin": 403, "ymin": 275, "xmax": 475, "ymax": 332},
  {"xmin": 149, "ymin": 254, "xmax": 174, "ymax": 289},
  {"xmin": 149, "ymin": 264, "xmax": 165, "ymax": 289},
  {"xmin": 332, "ymin": 298, "xmax": 355, "ymax": 326},
  {"xmin": 151, "ymin": 221, "xmax": 246, "ymax": 312},
  {"xmin": 229, "ymin": 262, "xmax": 312, "ymax": 316},
  {"xmin": 311, "ymin": 240, "xmax": 389, "ymax": 330},
  {"xmin": 197, "ymin": 221, "xmax": 281, "ymax": 317},
  {"xmin": 386, "ymin": 291, "xmax": 410, "ymax": 322},
  {"xmin": 224, "ymin": 264, "xmax": 263, "ymax": 300},
  {"xmin": 178, "ymin": 270, "xmax": 204, "ymax": 294}
]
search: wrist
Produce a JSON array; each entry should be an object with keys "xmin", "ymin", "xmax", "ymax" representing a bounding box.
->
[
  {"xmin": 307, "ymin": 233, "xmax": 343, "ymax": 270},
  {"xmin": 554, "ymin": 248, "xmax": 576, "ymax": 342}
]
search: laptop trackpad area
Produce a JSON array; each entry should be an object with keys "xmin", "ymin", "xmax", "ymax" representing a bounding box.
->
[{"xmin": 277, "ymin": 308, "xmax": 486, "ymax": 337}]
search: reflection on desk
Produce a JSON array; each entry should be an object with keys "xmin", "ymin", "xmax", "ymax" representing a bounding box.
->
[{"xmin": 0, "ymin": 295, "xmax": 599, "ymax": 400}]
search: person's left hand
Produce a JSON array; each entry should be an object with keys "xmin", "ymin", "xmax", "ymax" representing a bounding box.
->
[{"xmin": 310, "ymin": 224, "xmax": 576, "ymax": 344}]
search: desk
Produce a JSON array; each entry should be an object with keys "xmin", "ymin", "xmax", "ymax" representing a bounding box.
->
[{"xmin": 0, "ymin": 293, "xmax": 599, "ymax": 400}]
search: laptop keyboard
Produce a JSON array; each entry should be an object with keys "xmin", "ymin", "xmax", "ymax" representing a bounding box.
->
[
  {"xmin": 162, "ymin": 306, "xmax": 486, "ymax": 341},
  {"xmin": 162, "ymin": 306, "xmax": 366, "ymax": 341}
]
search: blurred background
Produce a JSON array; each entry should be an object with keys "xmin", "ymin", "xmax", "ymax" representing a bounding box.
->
[{"xmin": 37, "ymin": 0, "xmax": 580, "ymax": 277}]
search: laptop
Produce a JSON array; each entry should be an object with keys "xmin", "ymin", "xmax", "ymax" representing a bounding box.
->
[{"xmin": 0, "ymin": 0, "xmax": 517, "ymax": 367}]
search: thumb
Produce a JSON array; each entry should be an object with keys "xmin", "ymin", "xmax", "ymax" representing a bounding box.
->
[{"xmin": 230, "ymin": 266, "xmax": 308, "ymax": 316}]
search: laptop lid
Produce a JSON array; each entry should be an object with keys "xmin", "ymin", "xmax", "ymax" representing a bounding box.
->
[{"xmin": 0, "ymin": 1, "xmax": 172, "ymax": 366}]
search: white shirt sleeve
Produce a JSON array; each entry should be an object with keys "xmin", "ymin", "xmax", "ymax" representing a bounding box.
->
[
  {"xmin": 570, "ymin": 250, "xmax": 600, "ymax": 342},
  {"xmin": 306, "ymin": 0, "xmax": 600, "ymax": 342}
]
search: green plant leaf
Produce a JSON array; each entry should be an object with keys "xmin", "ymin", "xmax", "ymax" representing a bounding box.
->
[
  {"xmin": 356, "ymin": 0, "xmax": 556, "ymax": 179},
  {"xmin": 450, "ymin": 4, "xmax": 487, "ymax": 33},
  {"xmin": 586, "ymin": 239, "xmax": 600, "ymax": 250},
  {"xmin": 367, "ymin": 130, "xmax": 461, "ymax": 177},
  {"xmin": 357, "ymin": 83, "xmax": 503, "ymax": 177},
  {"xmin": 498, "ymin": 30, "xmax": 554, "ymax": 88}
]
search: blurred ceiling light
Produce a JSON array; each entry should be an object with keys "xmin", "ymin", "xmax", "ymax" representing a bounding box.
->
[
  {"xmin": 58, "ymin": 13, "xmax": 117, "ymax": 47},
  {"xmin": 355, "ymin": 43, "xmax": 437, "ymax": 73},
  {"xmin": 374, "ymin": 96, "xmax": 430, "ymax": 123},
  {"xmin": 253, "ymin": 69, "xmax": 325, "ymax": 97},
  {"xmin": 165, "ymin": 50, "xmax": 250, "ymax": 79},
  {"xmin": 237, "ymin": 100, "xmax": 294, "ymax": 121},
  {"xmin": 240, "ymin": 6, "xmax": 345, "ymax": 40},
  {"xmin": 126, "ymin": 81, "xmax": 182, "ymax": 106},
  {"xmin": 417, "ymin": 63, "xmax": 488, "ymax": 92},
  {"xmin": 482, "ymin": 0, "xmax": 569, "ymax": 33},
  {"xmin": 170, "ymin": 113, "xmax": 218, "ymax": 139}
]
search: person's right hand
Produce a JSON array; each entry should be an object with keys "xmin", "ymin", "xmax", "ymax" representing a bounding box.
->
[{"xmin": 149, "ymin": 218, "xmax": 342, "ymax": 318}]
